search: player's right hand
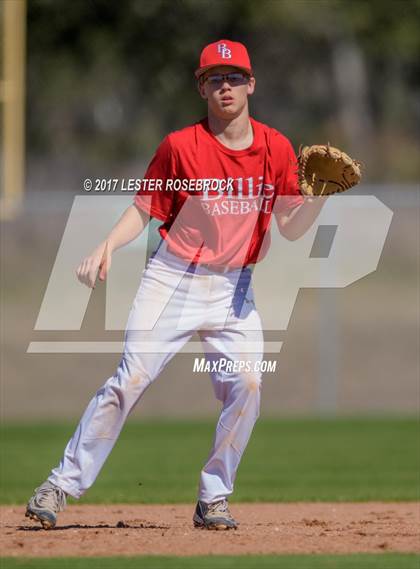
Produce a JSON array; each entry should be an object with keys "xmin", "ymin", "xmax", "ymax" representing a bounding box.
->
[{"xmin": 76, "ymin": 242, "xmax": 112, "ymax": 288}]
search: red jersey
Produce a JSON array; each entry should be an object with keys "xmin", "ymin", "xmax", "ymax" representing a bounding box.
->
[{"xmin": 134, "ymin": 117, "xmax": 303, "ymax": 268}]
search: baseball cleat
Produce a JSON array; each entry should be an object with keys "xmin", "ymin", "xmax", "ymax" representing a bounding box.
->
[
  {"xmin": 193, "ymin": 499, "xmax": 238, "ymax": 530},
  {"xmin": 25, "ymin": 480, "xmax": 67, "ymax": 529}
]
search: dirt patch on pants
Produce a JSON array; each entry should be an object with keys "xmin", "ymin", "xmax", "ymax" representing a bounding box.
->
[{"xmin": 1, "ymin": 502, "xmax": 419, "ymax": 557}]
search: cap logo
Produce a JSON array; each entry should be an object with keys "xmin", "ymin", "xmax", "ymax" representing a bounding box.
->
[{"xmin": 217, "ymin": 43, "xmax": 232, "ymax": 59}]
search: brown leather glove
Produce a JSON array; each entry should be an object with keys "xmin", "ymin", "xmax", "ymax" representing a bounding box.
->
[{"xmin": 298, "ymin": 143, "xmax": 362, "ymax": 196}]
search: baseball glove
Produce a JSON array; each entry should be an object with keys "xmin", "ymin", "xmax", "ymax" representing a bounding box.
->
[{"xmin": 297, "ymin": 143, "xmax": 362, "ymax": 196}]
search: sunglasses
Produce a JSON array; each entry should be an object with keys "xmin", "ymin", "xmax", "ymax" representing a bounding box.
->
[{"xmin": 201, "ymin": 72, "xmax": 250, "ymax": 87}]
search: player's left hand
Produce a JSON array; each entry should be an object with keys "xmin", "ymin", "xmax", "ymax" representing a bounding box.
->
[{"xmin": 298, "ymin": 143, "xmax": 362, "ymax": 197}]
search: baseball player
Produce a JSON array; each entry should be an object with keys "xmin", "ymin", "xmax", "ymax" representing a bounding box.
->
[{"xmin": 26, "ymin": 40, "xmax": 327, "ymax": 531}]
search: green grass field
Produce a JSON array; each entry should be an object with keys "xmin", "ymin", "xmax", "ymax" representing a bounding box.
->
[
  {"xmin": 2, "ymin": 553, "xmax": 420, "ymax": 569},
  {"xmin": 1, "ymin": 417, "xmax": 418, "ymax": 504},
  {"xmin": 1, "ymin": 418, "xmax": 418, "ymax": 569}
]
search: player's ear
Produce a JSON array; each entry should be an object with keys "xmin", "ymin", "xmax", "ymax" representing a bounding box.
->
[
  {"xmin": 197, "ymin": 83, "xmax": 207, "ymax": 100},
  {"xmin": 197, "ymin": 79, "xmax": 207, "ymax": 100},
  {"xmin": 247, "ymin": 75, "xmax": 256, "ymax": 96}
]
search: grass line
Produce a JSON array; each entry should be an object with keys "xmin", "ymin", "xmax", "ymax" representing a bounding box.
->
[
  {"xmin": 1, "ymin": 418, "xmax": 418, "ymax": 504},
  {"xmin": 2, "ymin": 553, "xmax": 420, "ymax": 569}
]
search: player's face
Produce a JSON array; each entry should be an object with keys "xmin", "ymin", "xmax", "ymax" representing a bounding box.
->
[{"xmin": 198, "ymin": 65, "xmax": 255, "ymax": 119}]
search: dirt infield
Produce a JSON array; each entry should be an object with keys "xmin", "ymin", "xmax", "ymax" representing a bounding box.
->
[{"xmin": 1, "ymin": 503, "xmax": 419, "ymax": 557}]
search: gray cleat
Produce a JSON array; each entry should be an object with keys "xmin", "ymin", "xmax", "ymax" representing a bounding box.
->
[
  {"xmin": 193, "ymin": 499, "xmax": 238, "ymax": 530},
  {"xmin": 25, "ymin": 480, "xmax": 67, "ymax": 529}
]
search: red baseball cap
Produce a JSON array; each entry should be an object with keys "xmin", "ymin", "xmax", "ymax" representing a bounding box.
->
[{"xmin": 195, "ymin": 40, "xmax": 252, "ymax": 79}]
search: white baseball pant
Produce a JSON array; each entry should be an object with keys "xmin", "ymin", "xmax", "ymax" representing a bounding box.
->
[{"xmin": 48, "ymin": 240, "xmax": 264, "ymax": 504}]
